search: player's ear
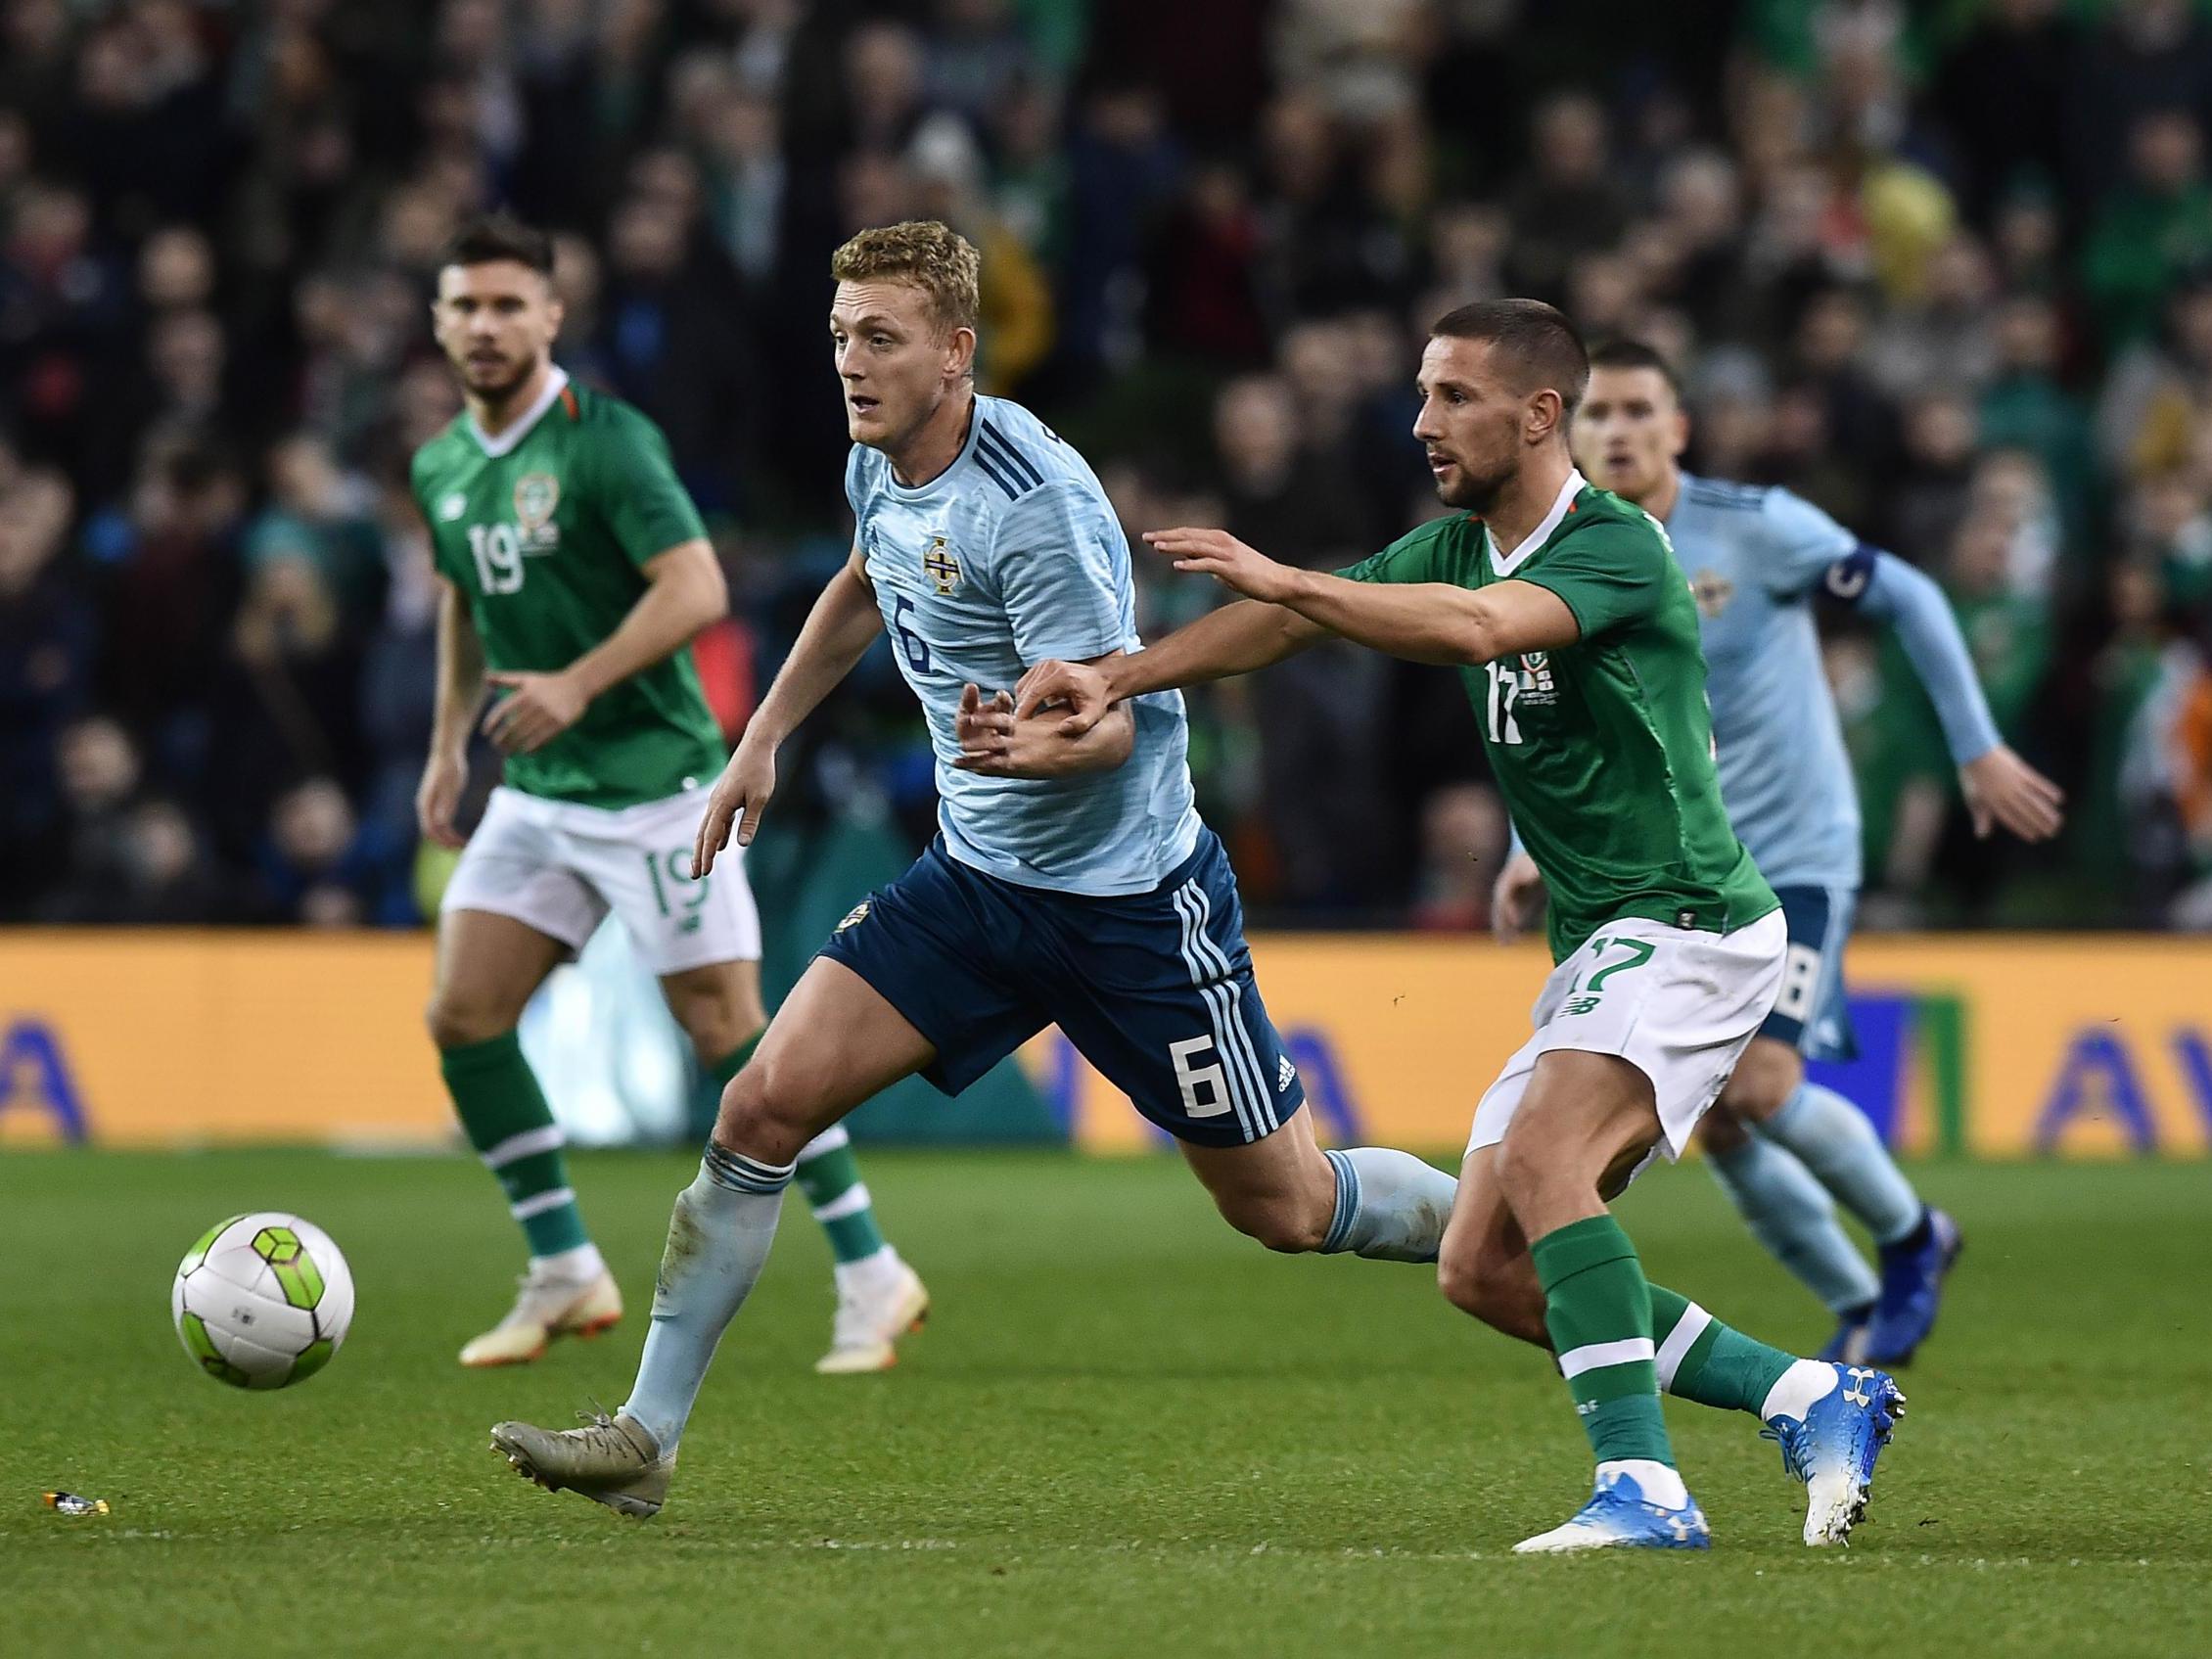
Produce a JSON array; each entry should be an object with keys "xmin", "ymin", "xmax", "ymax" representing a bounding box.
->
[
  {"xmin": 1670, "ymin": 407, "xmax": 1690, "ymax": 458},
  {"xmin": 1526, "ymin": 387, "xmax": 1565, "ymax": 445},
  {"xmin": 945, "ymin": 324, "xmax": 978, "ymax": 383}
]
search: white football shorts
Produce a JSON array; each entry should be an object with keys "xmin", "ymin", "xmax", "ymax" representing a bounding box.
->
[
  {"xmin": 1468, "ymin": 907, "xmax": 1787, "ymax": 1174},
  {"xmin": 440, "ymin": 785, "xmax": 760, "ymax": 975}
]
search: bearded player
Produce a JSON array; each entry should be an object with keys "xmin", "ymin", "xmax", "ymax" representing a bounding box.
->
[
  {"xmin": 412, "ymin": 215, "xmax": 925, "ymax": 1375},
  {"xmin": 1013, "ymin": 301, "xmax": 1906, "ymax": 1552},
  {"xmin": 486, "ymin": 220, "xmax": 1458, "ymax": 1519},
  {"xmin": 1485, "ymin": 340, "xmax": 2059, "ymax": 1364}
]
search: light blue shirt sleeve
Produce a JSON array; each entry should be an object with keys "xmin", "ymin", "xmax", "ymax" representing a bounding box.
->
[
  {"xmin": 1852, "ymin": 550, "xmax": 2003, "ymax": 764},
  {"xmin": 1757, "ymin": 487, "xmax": 1858, "ymax": 595},
  {"xmin": 991, "ymin": 479, "xmax": 1130, "ymax": 665}
]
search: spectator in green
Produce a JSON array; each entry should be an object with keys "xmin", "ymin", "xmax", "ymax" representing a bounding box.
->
[{"xmin": 2082, "ymin": 110, "xmax": 2212, "ymax": 351}]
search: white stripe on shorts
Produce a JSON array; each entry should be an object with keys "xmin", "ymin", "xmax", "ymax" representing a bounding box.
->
[
  {"xmin": 1558, "ymin": 1337, "xmax": 1657, "ymax": 1379},
  {"xmin": 1654, "ymin": 1302, "xmax": 1714, "ymax": 1391},
  {"xmin": 1172, "ymin": 883, "xmax": 1258, "ymax": 1141},
  {"xmin": 510, "ymin": 1186, "xmax": 577, "ymax": 1221},
  {"xmin": 1181, "ymin": 881, "xmax": 1276, "ymax": 1135},
  {"xmin": 482, "ymin": 1126, "xmax": 565, "ymax": 1170}
]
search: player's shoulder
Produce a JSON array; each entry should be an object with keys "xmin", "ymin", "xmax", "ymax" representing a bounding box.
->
[
  {"xmin": 1555, "ymin": 483, "xmax": 1671, "ymax": 560},
  {"xmin": 1677, "ymin": 471, "xmax": 1774, "ymax": 517},
  {"xmin": 564, "ymin": 379, "xmax": 663, "ymax": 445},
  {"xmin": 967, "ymin": 396, "xmax": 1091, "ymax": 505},
  {"xmin": 408, "ymin": 417, "xmax": 473, "ymax": 491},
  {"xmin": 1682, "ymin": 471, "xmax": 1846, "ymax": 548}
]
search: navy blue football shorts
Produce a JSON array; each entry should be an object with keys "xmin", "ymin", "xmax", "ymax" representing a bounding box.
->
[
  {"xmin": 1758, "ymin": 884, "xmax": 1859, "ymax": 1062},
  {"xmin": 818, "ymin": 828, "xmax": 1306, "ymax": 1147}
]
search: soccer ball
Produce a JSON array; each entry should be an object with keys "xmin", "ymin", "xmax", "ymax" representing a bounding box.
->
[{"xmin": 171, "ymin": 1213, "xmax": 355, "ymax": 1390}]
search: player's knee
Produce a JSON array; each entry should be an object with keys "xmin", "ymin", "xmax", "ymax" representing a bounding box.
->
[
  {"xmin": 424, "ymin": 991, "xmax": 513, "ymax": 1052},
  {"xmin": 1437, "ymin": 1239, "xmax": 1544, "ymax": 1341},
  {"xmin": 712, "ymin": 1052, "xmax": 820, "ymax": 1166},
  {"xmin": 1697, "ymin": 1105, "xmax": 1751, "ymax": 1156},
  {"xmin": 1720, "ymin": 1040, "xmax": 1799, "ymax": 1122}
]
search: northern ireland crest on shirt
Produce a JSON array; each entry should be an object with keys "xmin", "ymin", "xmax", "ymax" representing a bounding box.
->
[
  {"xmin": 513, "ymin": 472, "xmax": 562, "ymax": 552},
  {"xmin": 1690, "ymin": 567, "xmax": 1734, "ymax": 620},
  {"xmin": 921, "ymin": 534, "xmax": 961, "ymax": 595}
]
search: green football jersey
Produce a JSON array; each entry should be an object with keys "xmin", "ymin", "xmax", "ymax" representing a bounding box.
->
[
  {"xmin": 410, "ymin": 369, "xmax": 725, "ymax": 809},
  {"xmin": 1341, "ymin": 475, "xmax": 1776, "ymax": 962}
]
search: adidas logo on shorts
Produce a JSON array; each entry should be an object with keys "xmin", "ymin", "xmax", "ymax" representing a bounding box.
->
[{"xmin": 1277, "ymin": 1055, "xmax": 1296, "ymax": 1092}]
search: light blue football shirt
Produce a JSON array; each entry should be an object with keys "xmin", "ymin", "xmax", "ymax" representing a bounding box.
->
[
  {"xmin": 1666, "ymin": 474, "xmax": 1866, "ymax": 891},
  {"xmin": 847, "ymin": 394, "xmax": 1202, "ymax": 897}
]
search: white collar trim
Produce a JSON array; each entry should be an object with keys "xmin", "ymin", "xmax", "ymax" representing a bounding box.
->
[
  {"xmin": 469, "ymin": 366, "xmax": 571, "ymax": 458},
  {"xmin": 1488, "ymin": 467, "xmax": 1587, "ymax": 577}
]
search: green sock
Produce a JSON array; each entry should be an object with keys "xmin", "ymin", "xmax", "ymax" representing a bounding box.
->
[
  {"xmin": 707, "ymin": 1035, "xmax": 889, "ymax": 1267},
  {"xmin": 439, "ymin": 1031, "xmax": 588, "ymax": 1257},
  {"xmin": 1530, "ymin": 1215, "xmax": 1674, "ymax": 1466},
  {"xmin": 794, "ymin": 1130, "xmax": 887, "ymax": 1265},
  {"xmin": 1648, "ymin": 1285, "xmax": 1799, "ymax": 1416}
]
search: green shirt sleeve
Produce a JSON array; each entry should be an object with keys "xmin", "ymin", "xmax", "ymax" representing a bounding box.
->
[
  {"xmin": 1517, "ymin": 522, "xmax": 1670, "ymax": 639},
  {"xmin": 1336, "ymin": 519, "xmax": 1455, "ymax": 585},
  {"xmin": 588, "ymin": 405, "xmax": 708, "ymax": 567}
]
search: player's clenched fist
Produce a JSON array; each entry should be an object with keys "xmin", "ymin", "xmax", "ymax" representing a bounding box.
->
[
  {"xmin": 1142, "ymin": 527, "xmax": 1299, "ymax": 604},
  {"xmin": 692, "ymin": 737, "xmax": 776, "ymax": 877}
]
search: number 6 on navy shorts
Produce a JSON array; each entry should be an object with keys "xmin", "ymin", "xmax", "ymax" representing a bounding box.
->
[{"xmin": 817, "ymin": 829, "xmax": 1307, "ymax": 1147}]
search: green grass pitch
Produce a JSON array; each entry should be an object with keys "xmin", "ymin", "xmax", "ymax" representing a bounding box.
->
[{"xmin": 6, "ymin": 1149, "xmax": 2207, "ymax": 1656}]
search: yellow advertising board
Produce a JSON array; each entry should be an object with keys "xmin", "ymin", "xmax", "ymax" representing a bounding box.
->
[
  {"xmin": 3, "ymin": 931, "xmax": 2209, "ymax": 1157},
  {"xmin": 0, "ymin": 932, "xmax": 447, "ymax": 1148},
  {"xmin": 1032, "ymin": 935, "xmax": 2212, "ymax": 1160}
]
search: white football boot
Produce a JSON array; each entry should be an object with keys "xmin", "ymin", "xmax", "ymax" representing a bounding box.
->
[
  {"xmin": 459, "ymin": 1264, "xmax": 622, "ymax": 1367},
  {"xmin": 815, "ymin": 1253, "xmax": 930, "ymax": 1374}
]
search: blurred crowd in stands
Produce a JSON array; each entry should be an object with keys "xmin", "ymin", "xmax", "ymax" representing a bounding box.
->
[{"xmin": 6, "ymin": 0, "xmax": 2212, "ymax": 930}]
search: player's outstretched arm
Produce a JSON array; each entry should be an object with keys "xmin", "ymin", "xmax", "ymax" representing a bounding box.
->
[
  {"xmin": 417, "ymin": 576, "xmax": 484, "ymax": 849},
  {"xmin": 694, "ymin": 549, "xmax": 885, "ymax": 876},
  {"xmin": 1142, "ymin": 526, "xmax": 1579, "ymax": 667},
  {"xmin": 1853, "ymin": 549, "xmax": 2065, "ymax": 842},
  {"xmin": 1015, "ymin": 599, "xmax": 1323, "ymax": 733}
]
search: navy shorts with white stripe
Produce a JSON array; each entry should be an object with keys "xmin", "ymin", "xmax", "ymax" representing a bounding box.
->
[{"xmin": 816, "ymin": 828, "xmax": 1306, "ymax": 1146}]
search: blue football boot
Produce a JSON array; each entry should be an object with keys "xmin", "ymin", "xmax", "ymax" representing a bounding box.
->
[
  {"xmin": 1865, "ymin": 1209, "xmax": 1962, "ymax": 1366},
  {"xmin": 1513, "ymin": 1466, "xmax": 1713, "ymax": 1554},
  {"xmin": 1764, "ymin": 1362, "xmax": 1907, "ymax": 1545},
  {"xmin": 1817, "ymin": 1309, "xmax": 1872, "ymax": 1365}
]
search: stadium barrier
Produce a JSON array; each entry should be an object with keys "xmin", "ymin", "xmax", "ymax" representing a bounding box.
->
[{"xmin": 2, "ymin": 931, "xmax": 2208, "ymax": 1157}]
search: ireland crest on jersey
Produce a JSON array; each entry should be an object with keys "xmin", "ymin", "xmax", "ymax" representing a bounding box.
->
[
  {"xmin": 514, "ymin": 472, "xmax": 562, "ymax": 552},
  {"xmin": 922, "ymin": 534, "xmax": 961, "ymax": 595}
]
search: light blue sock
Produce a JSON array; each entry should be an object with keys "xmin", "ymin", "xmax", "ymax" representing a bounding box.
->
[
  {"xmin": 1763, "ymin": 1083, "xmax": 1924, "ymax": 1246},
  {"xmin": 1705, "ymin": 1132, "xmax": 1879, "ymax": 1314},
  {"xmin": 1319, "ymin": 1148, "xmax": 1457, "ymax": 1262},
  {"xmin": 621, "ymin": 1143, "xmax": 795, "ymax": 1453}
]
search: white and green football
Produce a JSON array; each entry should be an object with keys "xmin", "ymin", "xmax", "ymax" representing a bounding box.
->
[{"xmin": 171, "ymin": 1213, "xmax": 354, "ymax": 1390}]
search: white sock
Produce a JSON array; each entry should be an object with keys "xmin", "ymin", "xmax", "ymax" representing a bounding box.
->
[
  {"xmin": 621, "ymin": 1149, "xmax": 794, "ymax": 1453},
  {"xmin": 1763, "ymin": 1083, "xmax": 1924, "ymax": 1245},
  {"xmin": 1704, "ymin": 1134, "xmax": 1880, "ymax": 1313},
  {"xmin": 1598, "ymin": 1458, "xmax": 1688, "ymax": 1509},
  {"xmin": 1319, "ymin": 1148, "xmax": 1458, "ymax": 1261},
  {"xmin": 530, "ymin": 1242, "xmax": 605, "ymax": 1282},
  {"xmin": 1760, "ymin": 1358, "xmax": 1842, "ymax": 1424}
]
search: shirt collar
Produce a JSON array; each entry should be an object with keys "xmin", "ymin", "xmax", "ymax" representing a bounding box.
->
[
  {"xmin": 1488, "ymin": 467, "xmax": 1586, "ymax": 577},
  {"xmin": 469, "ymin": 365, "xmax": 571, "ymax": 458}
]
